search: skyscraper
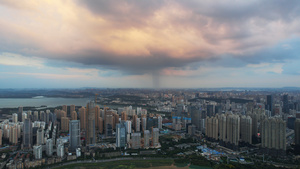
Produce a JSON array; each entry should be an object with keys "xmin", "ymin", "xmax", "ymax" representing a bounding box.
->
[
  {"xmin": 131, "ymin": 132, "xmax": 141, "ymax": 149},
  {"xmin": 283, "ymin": 94, "xmax": 289, "ymax": 114},
  {"xmin": 266, "ymin": 95, "xmax": 273, "ymax": 115},
  {"xmin": 46, "ymin": 139, "xmax": 53, "ymax": 156},
  {"xmin": 57, "ymin": 143, "xmax": 64, "ymax": 158},
  {"xmin": 36, "ymin": 128, "xmax": 44, "ymax": 145},
  {"xmin": 240, "ymin": 115, "xmax": 252, "ymax": 144},
  {"xmin": 61, "ymin": 117, "xmax": 69, "ymax": 131},
  {"xmin": 86, "ymin": 102, "xmax": 96, "ymax": 145},
  {"xmin": 261, "ymin": 117, "xmax": 286, "ymax": 156},
  {"xmin": 105, "ymin": 114, "xmax": 114, "ymax": 137},
  {"xmin": 70, "ymin": 105, "xmax": 75, "ymax": 114},
  {"xmin": 152, "ymin": 128, "xmax": 160, "ymax": 147},
  {"xmin": 0, "ymin": 129, "xmax": 2, "ymax": 146},
  {"xmin": 116, "ymin": 122, "xmax": 126, "ymax": 148},
  {"xmin": 226, "ymin": 114, "xmax": 240, "ymax": 146},
  {"xmin": 295, "ymin": 119, "xmax": 300, "ymax": 148},
  {"xmin": 135, "ymin": 118, "xmax": 140, "ymax": 132},
  {"xmin": 23, "ymin": 119, "xmax": 32, "ymax": 148},
  {"xmin": 12, "ymin": 113, "xmax": 18, "ymax": 123},
  {"xmin": 69, "ymin": 120, "xmax": 80, "ymax": 151},
  {"xmin": 79, "ymin": 107, "xmax": 86, "ymax": 130},
  {"xmin": 71, "ymin": 111, "xmax": 77, "ymax": 120},
  {"xmin": 33, "ymin": 145, "xmax": 42, "ymax": 159},
  {"xmin": 62, "ymin": 105, "xmax": 68, "ymax": 114},
  {"xmin": 98, "ymin": 117, "xmax": 104, "ymax": 134},
  {"xmin": 143, "ymin": 130, "xmax": 150, "ymax": 148},
  {"xmin": 158, "ymin": 116, "xmax": 162, "ymax": 129}
]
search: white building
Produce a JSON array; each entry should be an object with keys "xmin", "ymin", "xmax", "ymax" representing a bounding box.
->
[{"xmin": 33, "ymin": 145, "xmax": 42, "ymax": 159}]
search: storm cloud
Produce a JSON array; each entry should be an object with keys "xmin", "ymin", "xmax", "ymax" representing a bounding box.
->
[{"xmin": 0, "ymin": 0, "xmax": 300, "ymax": 88}]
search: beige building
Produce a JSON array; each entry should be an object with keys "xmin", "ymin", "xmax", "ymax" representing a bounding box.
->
[
  {"xmin": 71, "ymin": 111, "xmax": 77, "ymax": 120},
  {"xmin": 79, "ymin": 107, "xmax": 86, "ymax": 130},
  {"xmin": 261, "ymin": 117, "xmax": 286, "ymax": 152},
  {"xmin": 61, "ymin": 117, "xmax": 69, "ymax": 131}
]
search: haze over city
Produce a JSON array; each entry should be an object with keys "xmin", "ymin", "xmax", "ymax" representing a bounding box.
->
[{"xmin": 1, "ymin": 0, "xmax": 300, "ymax": 88}]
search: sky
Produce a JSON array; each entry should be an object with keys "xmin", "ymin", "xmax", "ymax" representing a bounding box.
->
[{"xmin": 0, "ymin": 0, "xmax": 300, "ymax": 88}]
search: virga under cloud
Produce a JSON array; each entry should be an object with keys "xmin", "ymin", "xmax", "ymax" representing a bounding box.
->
[{"xmin": 0, "ymin": 0, "xmax": 300, "ymax": 88}]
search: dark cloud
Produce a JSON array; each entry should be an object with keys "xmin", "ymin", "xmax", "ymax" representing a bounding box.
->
[{"xmin": 1, "ymin": 0, "xmax": 300, "ymax": 79}]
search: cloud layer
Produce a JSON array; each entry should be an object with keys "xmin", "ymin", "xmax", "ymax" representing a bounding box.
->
[{"xmin": 0, "ymin": 0, "xmax": 300, "ymax": 88}]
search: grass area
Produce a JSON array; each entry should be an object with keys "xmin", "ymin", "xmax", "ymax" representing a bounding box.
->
[{"xmin": 54, "ymin": 159, "xmax": 174, "ymax": 169}]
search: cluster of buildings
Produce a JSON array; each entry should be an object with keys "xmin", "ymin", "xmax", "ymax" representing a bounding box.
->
[{"xmin": 1, "ymin": 102, "xmax": 162, "ymax": 168}]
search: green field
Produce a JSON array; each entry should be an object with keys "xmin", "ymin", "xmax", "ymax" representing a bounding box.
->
[{"xmin": 55, "ymin": 159, "xmax": 174, "ymax": 169}]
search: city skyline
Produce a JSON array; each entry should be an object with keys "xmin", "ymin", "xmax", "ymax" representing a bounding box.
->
[{"xmin": 1, "ymin": 1, "xmax": 300, "ymax": 88}]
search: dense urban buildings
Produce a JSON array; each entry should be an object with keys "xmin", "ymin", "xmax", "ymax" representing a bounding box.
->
[{"xmin": 0, "ymin": 89, "xmax": 300, "ymax": 168}]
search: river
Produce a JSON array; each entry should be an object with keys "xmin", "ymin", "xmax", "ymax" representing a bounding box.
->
[{"xmin": 0, "ymin": 97, "xmax": 91, "ymax": 108}]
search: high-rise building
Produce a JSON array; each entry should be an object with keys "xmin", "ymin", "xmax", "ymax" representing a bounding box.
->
[
  {"xmin": 86, "ymin": 102, "xmax": 96, "ymax": 145},
  {"xmin": 212, "ymin": 116, "xmax": 219, "ymax": 140},
  {"xmin": 62, "ymin": 105, "xmax": 68, "ymax": 114},
  {"xmin": 135, "ymin": 118, "xmax": 140, "ymax": 132},
  {"xmin": 36, "ymin": 128, "xmax": 44, "ymax": 145},
  {"xmin": 131, "ymin": 132, "xmax": 141, "ymax": 149},
  {"xmin": 261, "ymin": 117, "xmax": 286, "ymax": 155},
  {"xmin": 240, "ymin": 115, "xmax": 252, "ymax": 144},
  {"xmin": 69, "ymin": 120, "xmax": 80, "ymax": 151},
  {"xmin": 143, "ymin": 130, "xmax": 150, "ymax": 148},
  {"xmin": 158, "ymin": 116, "xmax": 162, "ymax": 129},
  {"xmin": 0, "ymin": 129, "xmax": 2, "ymax": 146},
  {"xmin": 295, "ymin": 119, "xmax": 300, "ymax": 146},
  {"xmin": 188, "ymin": 125, "xmax": 196, "ymax": 136},
  {"xmin": 105, "ymin": 114, "xmax": 114, "ymax": 137},
  {"xmin": 116, "ymin": 122, "xmax": 126, "ymax": 148},
  {"xmin": 218, "ymin": 114, "xmax": 227, "ymax": 142},
  {"xmin": 12, "ymin": 113, "xmax": 18, "ymax": 123},
  {"xmin": 23, "ymin": 119, "xmax": 33, "ymax": 148},
  {"xmin": 9, "ymin": 126, "xmax": 18, "ymax": 145},
  {"xmin": 79, "ymin": 107, "xmax": 86, "ymax": 130},
  {"xmin": 283, "ymin": 94, "xmax": 289, "ymax": 114},
  {"xmin": 22, "ymin": 113, "xmax": 27, "ymax": 122},
  {"xmin": 121, "ymin": 112, "xmax": 127, "ymax": 121},
  {"xmin": 207, "ymin": 105, "xmax": 215, "ymax": 117},
  {"xmin": 34, "ymin": 111, "xmax": 39, "ymax": 121},
  {"xmin": 142, "ymin": 117, "xmax": 147, "ymax": 132},
  {"xmin": 95, "ymin": 106, "xmax": 100, "ymax": 129},
  {"xmin": 33, "ymin": 145, "xmax": 42, "ymax": 159},
  {"xmin": 266, "ymin": 95, "xmax": 273, "ymax": 115},
  {"xmin": 60, "ymin": 110, "xmax": 67, "ymax": 118},
  {"xmin": 61, "ymin": 117, "xmax": 69, "ymax": 131},
  {"xmin": 226, "ymin": 114, "xmax": 240, "ymax": 146},
  {"xmin": 152, "ymin": 128, "xmax": 159, "ymax": 147},
  {"xmin": 57, "ymin": 143, "xmax": 64, "ymax": 158},
  {"xmin": 70, "ymin": 105, "xmax": 75, "ymax": 114},
  {"xmin": 71, "ymin": 111, "xmax": 77, "ymax": 120},
  {"xmin": 18, "ymin": 106, "xmax": 23, "ymax": 122},
  {"xmin": 46, "ymin": 139, "xmax": 53, "ymax": 156},
  {"xmin": 98, "ymin": 117, "xmax": 103, "ymax": 134}
]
